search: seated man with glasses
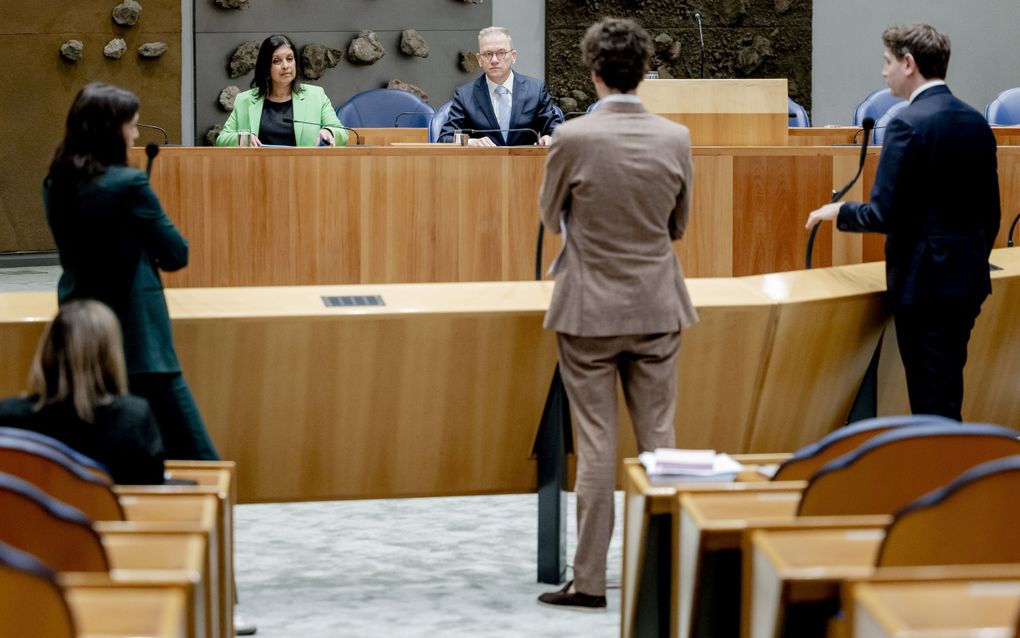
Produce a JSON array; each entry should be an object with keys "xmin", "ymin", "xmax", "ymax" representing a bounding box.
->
[{"xmin": 439, "ymin": 26, "xmax": 562, "ymax": 146}]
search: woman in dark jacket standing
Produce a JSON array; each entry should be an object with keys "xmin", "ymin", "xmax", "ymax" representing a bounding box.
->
[{"xmin": 43, "ymin": 82, "xmax": 217, "ymax": 460}]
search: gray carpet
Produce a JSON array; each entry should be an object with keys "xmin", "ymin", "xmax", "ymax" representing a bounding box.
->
[{"xmin": 235, "ymin": 493, "xmax": 623, "ymax": 637}]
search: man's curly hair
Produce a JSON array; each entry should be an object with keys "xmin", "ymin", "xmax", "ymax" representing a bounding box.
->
[{"xmin": 581, "ymin": 18, "xmax": 653, "ymax": 92}]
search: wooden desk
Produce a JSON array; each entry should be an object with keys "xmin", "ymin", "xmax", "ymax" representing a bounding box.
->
[
  {"xmin": 2, "ymin": 252, "xmax": 1019, "ymax": 502},
  {"xmin": 852, "ymin": 580, "xmax": 1020, "ymax": 638},
  {"xmin": 127, "ymin": 145, "xmax": 1020, "ymax": 286},
  {"xmin": 620, "ymin": 458, "xmax": 801, "ymax": 638}
]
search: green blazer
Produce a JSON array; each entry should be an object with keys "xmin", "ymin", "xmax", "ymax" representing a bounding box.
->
[
  {"xmin": 44, "ymin": 166, "xmax": 186, "ymax": 375},
  {"xmin": 215, "ymin": 85, "xmax": 348, "ymax": 146}
]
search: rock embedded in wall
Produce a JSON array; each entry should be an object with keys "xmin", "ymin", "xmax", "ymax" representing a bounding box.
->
[
  {"xmin": 557, "ymin": 96, "xmax": 578, "ymax": 113},
  {"xmin": 400, "ymin": 30, "xmax": 430, "ymax": 58},
  {"xmin": 138, "ymin": 42, "xmax": 168, "ymax": 58},
  {"xmin": 348, "ymin": 31, "xmax": 385, "ymax": 65},
  {"xmin": 719, "ymin": 0, "xmax": 749, "ymax": 25},
  {"xmin": 229, "ymin": 40, "xmax": 260, "ymax": 78},
  {"xmin": 60, "ymin": 40, "xmax": 85, "ymax": 62},
  {"xmin": 302, "ymin": 44, "xmax": 343, "ymax": 80},
  {"xmin": 459, "ymin": 50, "xmax": 480, "ymax": 74},
  {"xmin": 734, "ymin": 34, "xmax": 773, "ymax": 76},
  {"xmin": 112, "ymin": 0, "xmax": 143, "ymax": 26},
  {"xmin": 775, "ymin": 0, "xmax": 792, "ymax": 14},
  {"xmin": 218, "ymin": 85, "xmax": 240, "ymax": 111},
  {"xmin": 104, "ymin": 38, "xmax": 128, "ymax": 59},
  {"xmin": 387, "ymin": 79, "xmax": 428, "ymax": 102},
  {"xmin": 214, "ymin": 0, "xmax": 250, "ymax": 8},
  {"xmin": 205, "ymin": 125, "xmax": 222, "ymax": 146}
]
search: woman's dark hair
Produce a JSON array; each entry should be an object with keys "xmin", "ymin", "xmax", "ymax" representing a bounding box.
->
[
  {"xmin": 581, "ymin": 18, "xmax": 653, "ymax": 93},
  {"xmin": 251, "ymin": 34, "xmax": 303, "ymax": 98},
  {"xmin": 47, "ymin": 82, "xmax": 139, "ymax": 185}
]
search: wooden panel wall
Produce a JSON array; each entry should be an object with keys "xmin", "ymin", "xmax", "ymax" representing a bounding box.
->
[{"xmin": 0, "ymin": 1, "xmax": 181, "ymax": 252}]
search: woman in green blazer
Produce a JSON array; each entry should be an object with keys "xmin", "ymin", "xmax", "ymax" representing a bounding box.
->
[
  {"xmin": 44, "ymin": 82, "xmax": 218, "ymax": 460},
  {"xmin": 215, "ymin": 34, "xmax": 348, "ymax": 147}
]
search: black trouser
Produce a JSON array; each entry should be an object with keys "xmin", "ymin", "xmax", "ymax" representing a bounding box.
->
[
  {"xmin": 129, "ymin": 372, "xmax": 219, "ymax": 460},
  {"xmin": 893, "ymin": 301, "xmax": 982, "ymax": 422}
]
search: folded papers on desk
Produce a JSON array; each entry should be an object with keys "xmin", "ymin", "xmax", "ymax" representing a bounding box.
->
[{"xmin": 638, "ymin": 449, "xmax": 744, "ymax": 484}]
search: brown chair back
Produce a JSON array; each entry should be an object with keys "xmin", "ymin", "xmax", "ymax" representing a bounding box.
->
[{"xmin": 0, "ymin": 541, "xmax": 76, "ymax": 638}]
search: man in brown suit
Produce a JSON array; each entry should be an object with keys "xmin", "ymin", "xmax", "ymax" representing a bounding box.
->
[{"xmin": 537, "ymin": 18, "xmax": 698, "ymax": 609}]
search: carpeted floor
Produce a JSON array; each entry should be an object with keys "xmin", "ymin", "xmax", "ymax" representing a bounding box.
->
[{"xmin": 234, "ymin": 493, "xmax": 623, "ymax": 637}]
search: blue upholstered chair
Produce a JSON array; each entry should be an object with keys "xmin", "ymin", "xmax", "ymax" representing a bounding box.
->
[
  {"xmin": 0, "ymin": 427, "xmax": 110, "ymax": 479},
  {"xmin": 586, "ymin": 100, "xmax": 601, "ymax": 113},
  {"xmin": 853, "ymin": 87, "xmax": 906, "ymax": 126},
  {"xmin": 797, "ymin": 423, "xmax": 1020, "ymax": 516},
  {"xmin": 428, "ymin": 100, "xmax": 453, "ymax": 142},
  {"xmin": 984, "ymin": 87, "xmax": 1020, "ymax": 125},
  {"xmin": 873, "ymin": 100, "xmax": 909, "ymax": 144},
  {"xmin": 788, "ymin": 98, "xmax": 810, "ymax": 127},
  {"xmin": 772, "ymin": 415, "xmax": 955, "ymax": 481},
  {"xmin": 335, "ymin": 88, "xmax": 435, "ymax": 128}
]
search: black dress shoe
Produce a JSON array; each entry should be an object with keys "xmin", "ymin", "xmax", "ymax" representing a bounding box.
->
[{"xmin": 537, "ymin": 580, "xmax": 607, "ymax": 610}]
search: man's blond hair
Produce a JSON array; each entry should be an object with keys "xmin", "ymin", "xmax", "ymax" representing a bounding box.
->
[{"xmin": 478, "ymin": 26, "xmax": 513, "ymax": 49}]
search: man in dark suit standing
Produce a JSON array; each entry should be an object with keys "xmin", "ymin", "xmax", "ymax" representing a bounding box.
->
[
  {"xmin": 537, "ymin": 18, "xmax": 697, "ymax": 609},
  {"xmin": 439, "ymin": 26, "xmax": 562, "ymax": 146},
  {"xmin": 807, "ymin": 24, "xmax": 1000, "ymax": 421}
]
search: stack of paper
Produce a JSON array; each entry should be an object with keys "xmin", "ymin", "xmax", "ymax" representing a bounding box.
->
[{"xmin": 639, "ymin": 448, "xmax": 744, "ymax": 484}]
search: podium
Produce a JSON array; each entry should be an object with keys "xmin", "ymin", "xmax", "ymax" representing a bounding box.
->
[{"xmin": 637, "ymin": 78, "xmax": 789, "ymax": 145}]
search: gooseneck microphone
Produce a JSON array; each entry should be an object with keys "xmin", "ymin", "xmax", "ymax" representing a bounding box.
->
[
  {"xmin": 453, "ymin": 127, "xmax": 542, "ymax": 145},
  {"xmin": 692, "ymin": 10, "xmax": 705, "ymax": 79},
  {"xmin": 145, "ymin": 143, "xmax": 159, "ymax": 177},
  {"xmin": 805, "ymin": 116, "xmax": 875, "ymax": 269},
  {"xmin": 138, "ymin": 123, "xmax": 169, "ymax": 145},
  {"xmin": 393, "ymin": 111, "xmax": 430, "ymax": 127},
  {"xmin": 282, "ymin": 117, "xmax": 362, "ymax": 145}
]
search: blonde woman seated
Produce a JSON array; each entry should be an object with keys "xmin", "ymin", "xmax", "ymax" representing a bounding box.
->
[
  {"xmin": 0, "ymin": 300, "xmax": 165, "ymax": 484},
  {"xmin": 216, "ymin": 34, "xmax": 348, "ymax": 147}
]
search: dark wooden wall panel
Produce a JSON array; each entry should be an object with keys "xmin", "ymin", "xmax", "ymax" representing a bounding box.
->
[{"xmin": 0, "ymin": 1, "xmax": 181, "ymax": 252}]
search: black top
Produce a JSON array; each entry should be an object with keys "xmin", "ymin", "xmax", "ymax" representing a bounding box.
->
[
  {"xmin": 0, "ymin": 395, "xmax": 166, "ymax": 484},
  {"xmin": 260, "ymin": 99, "xmax": 297, "ymax": 146}
]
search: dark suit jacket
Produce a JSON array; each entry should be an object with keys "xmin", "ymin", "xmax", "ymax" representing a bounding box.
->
[
  {"xmin": 540, "ymin": 100, "xmax": 698, "ymax": 336},
  {"xmin": 44, "ymin": 165, "xmax": 188, "ymax": 374},
  {"xmin": 439, "ymin": 73, "xmax": 562, "ymax": 146},
  {"xmin": 838, "ymin": 85, "xmax": 1000, "ymax": 308},
  {"xmin": 0, "ymin": 395, "xmax": 166, "ymax": 484}
]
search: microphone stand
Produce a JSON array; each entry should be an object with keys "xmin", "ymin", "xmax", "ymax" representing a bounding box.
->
[
  {"xmin": 393, "ymin": 111, "xmax": 430, "ymax": 127},
  {"xmin": 458, "ymin": 127, "xmax": 542, "ymax": 146},
  {"xmin": 805, "ymin": 117, "xmax": 875, "ymax": 269},
  {"xmin": 693, "ymin": 10, "xmax": 705, "ymax": 79},
  {"xmin": 1008, "ymin": 212, "xmax": 1020, "ymax": 248},
  {"xmin": 282, "ymin": 117, "xmax": 362, "ymax": 145},
  {"xmin": 138, "ymin": 123, "xmax": 169, "ymax": 145}
]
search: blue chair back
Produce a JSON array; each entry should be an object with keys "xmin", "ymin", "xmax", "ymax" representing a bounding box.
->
[
  {"xmin": 552, "ymin": 104, "xmax": 565, "ymax": 123},
  {"xmin": 984, "ymin": 87, "xmax": 1020, "ymax": 125},
  {"xmin": 798, "ymin": 423, "xmax": 1020, "ymax": 516},
  {"xmin": 586, "ymin": 100, "xmax": 601, "ymax": 113},
  {"xmin": 873, "ymin": 100, "xmax": 909, "ymax": 144},
  {"xmin": 788, "ymin": 98, "xmax": 810, "ymax": 127},
  {"xmin": 335, "ymin": 88, "xmax": 435, "ymax": 128},
  {"xmin": 853, "ymin": 88, "xmax": 907, "ymax": 126},
  {"xmin": 773, "ymin": 415, "xmax": 956, "ymax": 481},
  {"xmin": 0, "ymin": 427, "xmax": 110, "ymax": 479},
  {"xmin": 429, "ymin": 100, "xmax": 454, "ymax": 143}
]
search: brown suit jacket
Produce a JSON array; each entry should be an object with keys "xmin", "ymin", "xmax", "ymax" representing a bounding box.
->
[{"xmin": 540, "ymin": 99, "xmax": 699, "ymax": 336}]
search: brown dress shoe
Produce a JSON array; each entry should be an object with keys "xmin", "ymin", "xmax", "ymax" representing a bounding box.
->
[{"xmin": 537, "ymin": 580, "xmax": 607, "ymax": 610}]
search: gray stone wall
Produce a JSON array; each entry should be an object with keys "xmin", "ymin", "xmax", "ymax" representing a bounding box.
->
[
  {"xmin": 545, "ymin": 0, "xmax": 811, "ymax": 114},
  {"xmin": 194, "ymin": 0, "xmax": 493, "ymax": 142}
]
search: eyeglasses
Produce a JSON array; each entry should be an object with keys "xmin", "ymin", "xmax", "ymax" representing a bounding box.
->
[{"xmin": 478, "ymin": 50, "xmax": 513, "ymax": 61}]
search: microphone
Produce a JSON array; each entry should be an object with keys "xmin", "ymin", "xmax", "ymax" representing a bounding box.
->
[
  {"xmin": 145, "ymin": 143, "xmax": 159, "ymax": 177},
  {"xmin": 692, "ymin": 10, "xmax": 705, "ymax": 79},
  {"xmin": 138, "ymin": 123, "xmax": 169, "ymax": 145},
  {"xmin": 282, "ymin": 117, "xmax": 362, "ymax": 146},
  {"xmin": 806, "ymin": 116, "xmax": 874, "ymax": 268},
  {"xmin": 455, "ymin": 127, "xmax": 542, "ymax": 146},
  {"xmin": 393, "ymin": 111, "xmax": 429, "ymax": 127}
]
